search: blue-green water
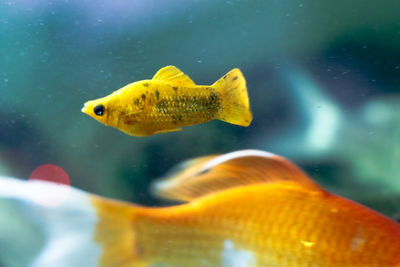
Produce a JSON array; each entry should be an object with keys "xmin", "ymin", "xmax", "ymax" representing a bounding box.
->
[{"xmin": 1, "ymin": 0, "xmax": 400, "ymax": 266}]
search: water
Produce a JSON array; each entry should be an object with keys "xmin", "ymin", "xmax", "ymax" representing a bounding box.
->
[{"xmin": 1, "ymin": 0, "xmax": 400, "ymax": 266}]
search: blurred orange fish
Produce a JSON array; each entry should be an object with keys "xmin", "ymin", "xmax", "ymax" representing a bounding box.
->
[{"xmin": 1, "ymin": 150, "xmax": 399, "ymax": 266}]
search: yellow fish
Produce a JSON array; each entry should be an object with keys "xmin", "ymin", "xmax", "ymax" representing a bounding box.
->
[
  {"xmin": 81, "ymin": 66, "xmax": 252, "ymax": 136},
  {"xmin": 2, "ymin": 150, "xmax": 400, "ymax": 266}
]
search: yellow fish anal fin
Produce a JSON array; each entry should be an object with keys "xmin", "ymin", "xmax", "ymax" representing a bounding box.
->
[
  {"xmin": 154, "ymin": 128, "xmax": 182, "ymax": 134},
  {"xmin": 152, "ymin": 66, "xmax": 196, "ymax": 87},
  {"xmin": 151, "ymin": 149, "xmax": 323, "ymax": 202}
]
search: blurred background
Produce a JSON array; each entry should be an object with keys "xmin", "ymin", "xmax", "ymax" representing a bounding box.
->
[{"xmin": 1, "ymin": 0, "xmax": 400, "ymax": 265}]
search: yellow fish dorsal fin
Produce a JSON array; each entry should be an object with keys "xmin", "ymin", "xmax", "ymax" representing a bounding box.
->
[
  {"xmin": 151, "ymin": 149, "xmax": 323, "ymax": 202},
  {"xmin": 152, "ymin": 66, "xmax": 196, "ymax": 87}
]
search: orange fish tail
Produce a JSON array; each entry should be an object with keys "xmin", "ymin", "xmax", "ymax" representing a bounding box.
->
[
  {"xmin": 91, "ymin": 196, "xmax": 148, "ymax": 267},
  {"xmin": 213, "ymin": 68, "xmax": 253, "ymax": 126}
]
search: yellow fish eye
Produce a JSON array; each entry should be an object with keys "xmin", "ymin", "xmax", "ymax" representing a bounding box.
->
[{"xmin": 94, "ymin": 105, "xmax": 105, "ymax": 116}]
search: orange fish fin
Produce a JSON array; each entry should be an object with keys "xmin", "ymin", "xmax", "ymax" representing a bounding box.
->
[
  {"xmin": 151, "ymin": 149, "xmax": 323, "ymax": 202},
  {"xmin": 151, "ymin": 154, "xmax": 219, "ymax": 201},
  {"xmin": 91, "ymin": 196, "xmax": 150, "ymax": 267},
  {"xmin": 154, "ymin": 127, "xmax": 182, "ymax": 134},
  {"xmin": 152, "ymin": 66, "xmax": 196, "ymax": 87},
  {"xmin": 213, "ymin": 68, "xmax": 252, "ymax": 127}
]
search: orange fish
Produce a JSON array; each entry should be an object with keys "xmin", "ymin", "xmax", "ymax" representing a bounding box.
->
[{"xmin": 1, "ymin": 150, "xmax": 399, "ymax": 267}]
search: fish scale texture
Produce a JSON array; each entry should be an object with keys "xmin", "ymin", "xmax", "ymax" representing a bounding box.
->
[{"xmin": 143, "ymin": 85, "xmax": 221, "ymax": 123}]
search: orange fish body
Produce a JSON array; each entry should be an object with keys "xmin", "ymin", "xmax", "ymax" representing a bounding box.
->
[
  {"xmin": 1, "ymin": 150, "xmax": 399, "ymax": 266},
  {"xmin": 93, "ymin": 183, "xmax": 400, "ymax": 267},
  {"xmin": 92, "ymin": 150, "xmax": 400, "ymax": 267},
  {"xmin": 81, "ymin": 66, "xmax": 252, "ymax": 136}
]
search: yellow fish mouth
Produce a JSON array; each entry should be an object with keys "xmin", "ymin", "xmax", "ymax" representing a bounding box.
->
[{"xmin": 81, "ymin": 102, "xmax": 89, "ymax": 113}]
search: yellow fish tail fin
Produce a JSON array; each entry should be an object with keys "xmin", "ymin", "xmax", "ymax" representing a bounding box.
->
[
  {"xmin": 91, "ymin": 196, "xmax": 149, "ymax": 267},
  {"xmin": 213, "ymin": 68, "xmax": 252, "ymax": 126}
]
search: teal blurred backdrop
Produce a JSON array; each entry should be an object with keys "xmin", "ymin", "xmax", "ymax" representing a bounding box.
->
[{"xmin": 1, "ymin": 1, "xmax": 400, "ymax": 264}]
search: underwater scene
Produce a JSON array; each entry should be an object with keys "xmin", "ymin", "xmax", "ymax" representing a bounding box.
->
[{"xmin": 1, "ymin": 0, "xmax": 400, "ymax": 266}]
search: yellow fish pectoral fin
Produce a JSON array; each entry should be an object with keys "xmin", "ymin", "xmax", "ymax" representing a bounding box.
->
[
  {"xmin": 154, "ymin": 128, "xmax": 182, "ymax": 134},
  {"xmin": 123, "ymin": 111, "xmax": 144, "ymax": 125},
  {"xmin": 152, "ymin": 66, "xmax": 196, "ymax": 87},
  {"xmin": 151, "ymin": 149, "xmax": 324, "ymax": 202}
]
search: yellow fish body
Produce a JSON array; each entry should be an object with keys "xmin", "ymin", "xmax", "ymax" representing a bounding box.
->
[{"xmin": 81, "ymin": 66, "xmax": 252, "ymax": 136}]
